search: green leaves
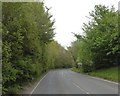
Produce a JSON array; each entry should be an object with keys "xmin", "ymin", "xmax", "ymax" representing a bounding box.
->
[
  {"xmin": 73, "ymin": 5, "xmax": 119, "ymax": 72},
  {"xmin": 47, "ymin": 41, "xmax": 73, "ymax": 69},
  {"xmin": 2, "ymin": 2, "xmax": 55, "ymax": 94}
]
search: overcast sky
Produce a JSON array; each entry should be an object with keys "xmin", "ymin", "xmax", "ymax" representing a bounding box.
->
[{"xmin": 44, "ymin": 0, "xmax": 119, "ymax": 48}]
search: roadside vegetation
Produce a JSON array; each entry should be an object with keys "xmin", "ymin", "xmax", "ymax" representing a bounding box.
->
[
  {"xmin": 72, "ymin": 67, "xmax": 118, "ymax": 82},
  {"xmin": 2, "ymin": 2, "xmax": 119, "ymax": 94},
  {"xmin": 2, "ymin": 2, "xmax": 73, "ymax": 94},
  {"xmin": 69, "ymin": 5, "xmax": 119, "ymax": 82},
  {"xmin": 88, "ymin": 67, "xmax": 118, "ymax": 82}
]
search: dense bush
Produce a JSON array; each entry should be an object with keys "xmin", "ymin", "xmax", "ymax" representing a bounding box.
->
[
  {"xmin": 2, "ymin": 2, "xmax": 55, "ymax": 94},
  {"xmin": 2, "ymin": 2, "xmax": 73, "ymax": 94},
  {"xmin": 70, "ymin": 5, "xmax": 120, "ymax": 72}
]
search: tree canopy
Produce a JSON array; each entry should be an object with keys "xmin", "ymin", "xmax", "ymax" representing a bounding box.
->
[
  {"xmin": 70, "ymin": 5, "xmax": 120, "ymax": 72},
  {"xmin": 2, "ymin": 2, "xmax": 73, "ymax": 94}
]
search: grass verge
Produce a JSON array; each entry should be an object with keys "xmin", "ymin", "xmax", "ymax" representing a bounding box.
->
[
  {"xmin": 72, "ymin": 67, "xmax": 82, "ymax": 73},
  {"xmin": 88, "ymin": 67, "xmax": 118, "ymax": 82},
  {"xmin": 72, "ymin": 67, "xmax": 118, "ymax": 82}
]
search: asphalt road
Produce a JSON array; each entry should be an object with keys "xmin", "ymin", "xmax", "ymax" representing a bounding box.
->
[{"xmin": 32, "ymin": 69, "xmax": 118, "ymax": 94}]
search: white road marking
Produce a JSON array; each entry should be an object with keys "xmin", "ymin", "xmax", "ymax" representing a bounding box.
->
[
  {"xmin": 73, "ymin": 83, "xmax": 89, "ymax": 94},
  {"xmin": 30, "ymin": 72, "xmax": 48, "ymax": 94},
  {"xmin": 91, "ymin": 76, "xmax": 118, "ymax": 85},
  {"xmin": 72, "ymin": 69, "xmax": 119, "ymax": 85},
  {"xmin": 62, "ymin": 71, "xmax": 64, "ymax": 77}
]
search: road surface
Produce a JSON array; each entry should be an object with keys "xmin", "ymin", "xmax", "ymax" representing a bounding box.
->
[{"xmin": 32, "ymin": 69, "xmax": 118, "ymax": 94}]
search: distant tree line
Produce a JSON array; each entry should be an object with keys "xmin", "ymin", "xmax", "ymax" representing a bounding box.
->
[
  {"xmin": 2, "ymin": 2, "xmax": 73, "ymax": 94},
  {"xmin": 69, "ymin": 5, "xmax": 120, "ymax": 72},
  {"xmin": 47, "ymin": 41, "xmax": 73, "ymax": 69}
]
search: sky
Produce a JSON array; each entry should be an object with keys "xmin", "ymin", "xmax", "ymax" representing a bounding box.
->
[{"xmin": 44, "ymin": 0, "xmax": 119, "ymax": 48}]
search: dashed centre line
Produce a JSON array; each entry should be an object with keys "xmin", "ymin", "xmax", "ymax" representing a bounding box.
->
[{"xmin": 73, "ymin": 82, "xmax": 90, "ymax": 94}]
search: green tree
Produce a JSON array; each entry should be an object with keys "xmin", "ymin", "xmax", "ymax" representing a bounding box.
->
[
  {"xmin": 68, "ymin": 40, "xmax": 80, "ymax": 68},
  {"xmin": 74, "ymin": 5, "xmax": 119, "ymax": 72},
  {"xmin": 47, "ymin": 41, "xmax": 73, "ymax": 69},
  {"xmin": 2, "ymin": 2, "xmax": 55, "ymax": 94}
]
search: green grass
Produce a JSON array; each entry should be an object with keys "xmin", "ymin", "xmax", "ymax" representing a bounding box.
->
[
  {"xmin": 72, "ymin": 67, "xmax": 82, "ymax": 73},
  {"xmin": 72, "ymin": 67, "xmax": 118, "ymax": 82},
  {"xmin": 88, "ymin": 67, "xmax": 118, "ymax": 82}
]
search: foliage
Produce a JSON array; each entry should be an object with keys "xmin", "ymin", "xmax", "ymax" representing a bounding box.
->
[
  {"xmin": 2, "ymin": 2, "xmax": 73, "ymax": 94},
  {"xmin": 46, "ymin": 41, "xmax": 73, "ymax": 69},
  {"xmin": 72, "ymin": 67, "xmax": 118, "ymax": 82},
  {"xmin": 2, "ymin": 2, "xmax": 55, "ymax": 94},
  {"xmin": 71, "ymin": 5, "xmax": 119, "ymax": 72},
  {"xmin": 68, "ymin": 40, "xmax": 80, "ymax": 68},
  {"xmin": 89, "ymin": 67, "xmax": 118, "ymax": 82},
  {"xmin": 72, "ymin": 67, "xmax": 81, "ymax": 73}
]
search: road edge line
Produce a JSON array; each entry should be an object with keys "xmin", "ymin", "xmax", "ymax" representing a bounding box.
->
[
  {"xmin": 90, "ymin": 76, "xmax": 118, "ymax": 85},
  {"xmin": 72, "ymin": 70, "xmax": 118, "ymax": 85},
  {"xmin": 30, "ymin": 72, "xmax": 49, "ymax": 94},
  {"xmin": 72, "ymin": 70, "xmax": 118, "ymax": 84}
]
